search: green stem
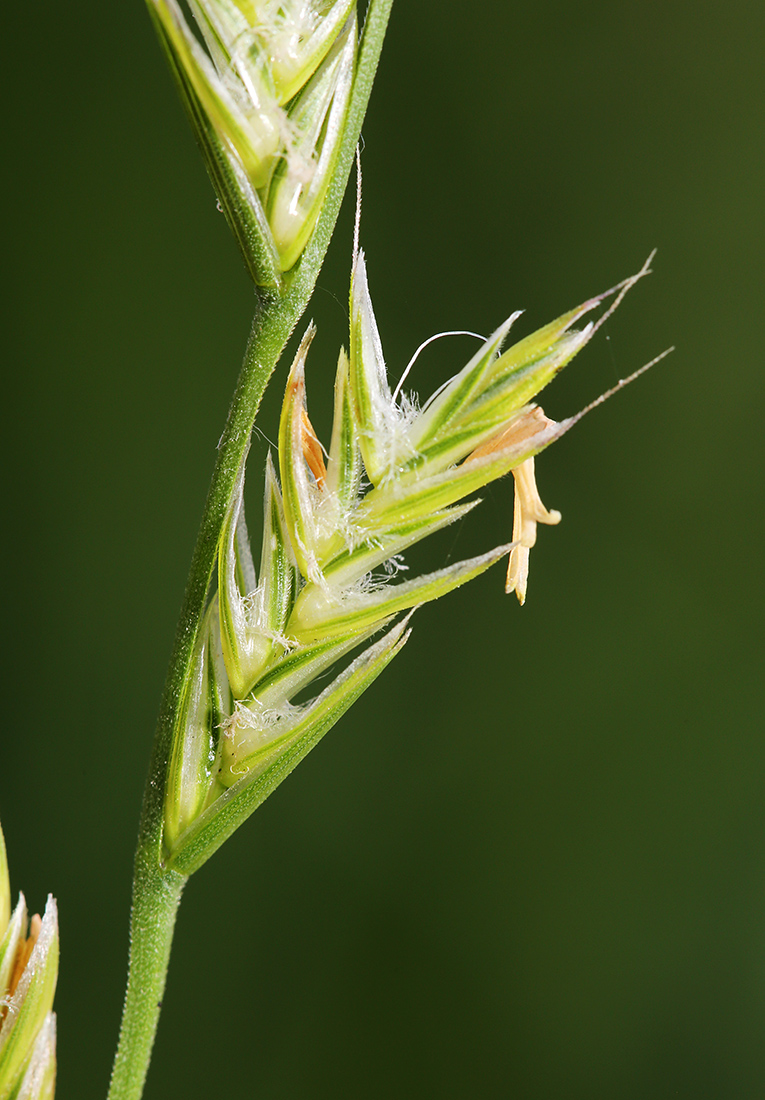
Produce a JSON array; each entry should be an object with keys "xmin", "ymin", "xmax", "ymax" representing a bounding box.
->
[
  {"xmin": 107, "ymin": 4, "xmax": 393, "ymax": 1098},
  {"xmin": 106, "ymin": 854, "xmax": 185, "ymax": 1100}
]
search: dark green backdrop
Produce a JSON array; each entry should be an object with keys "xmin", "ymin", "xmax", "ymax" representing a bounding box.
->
[{"xmin": 3, "ymin": 1, "xmax": 764, "ymax": 1097}]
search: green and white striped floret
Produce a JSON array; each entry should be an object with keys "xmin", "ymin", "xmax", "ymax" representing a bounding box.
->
[
  {"xmin": 0, "ymin": 825, "xmax": 58, "ymax": 1100},
  {"xmin": 161, "ymin": 252, "xmax": 654, "ymax": 867},
  {"xmin": 149, "ymin": 0, "xmax": 357, "ymax": 280},
  {"xmin": 11, "ymin": 1014, "xmax": 56, "ymax": 1100}
]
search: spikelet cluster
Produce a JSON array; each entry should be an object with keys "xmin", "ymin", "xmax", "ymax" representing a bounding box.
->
[
  {"xmin": 162, "ymin": 254, "xmax": 652, "ymax": 862},
  {"xmin": 0, "ymin": 824, "xmax": 58, "ymax": 1100},
  {"xmin": 149, "ymin": 0, "xmax": 357, "ymax": 284}
]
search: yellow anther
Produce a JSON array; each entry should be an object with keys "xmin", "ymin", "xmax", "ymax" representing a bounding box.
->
[
  {"xmin": 506, "ymin": 456, "xmax": 561, "ymax": 605},
  {"xmin": 300, "ymin": 407, "xmax": 327, "ymax": 487}
]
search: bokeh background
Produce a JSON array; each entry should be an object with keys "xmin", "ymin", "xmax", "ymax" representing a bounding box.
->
[{"xmin": 3, "ymin": 1, "xmax": 764, "ymax": 1096}]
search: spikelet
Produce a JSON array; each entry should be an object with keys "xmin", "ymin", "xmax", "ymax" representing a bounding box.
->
[
  {"xmin": 161, "ymin": 253, "xmax": 654, "ymax": 870},
  {"xmin": 0, "ymin": 823, "xmax": 58, "ymax": 1100},
  {"xmin": 148, "ymin": 0, "xmax": 357, "ymax": 284}
]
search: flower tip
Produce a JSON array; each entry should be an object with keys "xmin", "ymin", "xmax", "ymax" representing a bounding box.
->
[
  {"xmin": 505, "ymin": 545, "xmax": 528, "ymax": 605},
  {"xmin": 352, "ymin": 247, "xmax": 367, "ymax": 280},
  {"xmin": 284, "ymin": 322, "xmax": 318, "ymax": 409},
  {"xmin": 351, "ymin": 250, "xmax": 373, "ymax": 312},
  {"xmin": 293, "ymin": 321, "xmax": 317, "ymax": 370}
]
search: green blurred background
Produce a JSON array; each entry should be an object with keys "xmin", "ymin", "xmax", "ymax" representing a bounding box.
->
[{"xmin": 3, "ymin": 0, "xmax": 764, "ymax": 1096}]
